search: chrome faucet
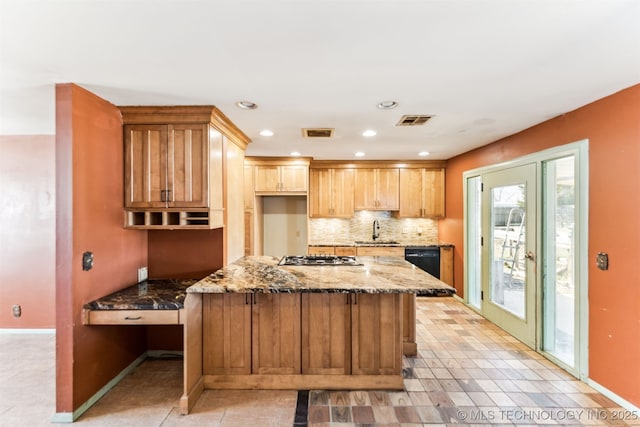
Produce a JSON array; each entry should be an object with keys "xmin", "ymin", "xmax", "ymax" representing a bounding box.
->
[{"xmin": 372, "ymin": 219, "xmax": 380, "ymax": 241}]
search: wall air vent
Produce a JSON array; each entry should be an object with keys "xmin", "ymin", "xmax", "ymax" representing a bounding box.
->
[
  {"xmin": 396, "ymin": 115, "xmax": 433, "ymax": 126},
  {"xmin": 302, "ymin": 128, "xmax": 334, "ymax": 138}
]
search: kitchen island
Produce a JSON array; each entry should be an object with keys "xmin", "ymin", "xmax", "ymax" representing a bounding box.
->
[{"xmin": 180, "ymin": 255, "xmax": 454, "ymax": 414}]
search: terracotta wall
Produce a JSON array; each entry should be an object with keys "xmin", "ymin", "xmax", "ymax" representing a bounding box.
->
[
  {"xmin": 148, "ymin": 229, "xmax": 224, "ymax": 279},
  {"xmin": 440, "ymin": 84, "xmax": 640, "ymax": 406},
  {"xmin": 55, "ymin": 84, "xmax": 149, "ymax": 413},
  {"xmin": 0, "ymin": 135, "xmax": 56, "ymax": 328}
]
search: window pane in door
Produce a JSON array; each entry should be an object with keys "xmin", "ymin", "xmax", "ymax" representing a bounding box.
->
[
  {"xmin": 542, "ymin": 156, "xmax": 576, "ymax": 367},
  {"xmin": 467, "ymin": 176, "xmax": 482, "ymax": 308},
  {"xmin": 490, "ymin": 184, "xmax": 526, "ymax": 318}
]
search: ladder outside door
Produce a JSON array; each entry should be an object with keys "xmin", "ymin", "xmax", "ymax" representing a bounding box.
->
[{"xmin": 500, "ymin": 207, "xmax": 525, "ymax": 288}]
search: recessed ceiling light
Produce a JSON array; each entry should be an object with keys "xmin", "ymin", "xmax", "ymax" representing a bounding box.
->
[
  {"xmin": 377, "ymin": 100, "xmax": 398, "ymax": 110},
  {"xmin": 236, "ymin": 100, "xmax": 257, "ymax": 110},
  {"xmin": 362, "ymin": 130, "xmax": 377, "ymax": 137},
  {"xmin": 418, "ymin": 151, "xmax": 430, "ymax": 156},
  {"xmin": 355, "ymin": 151, "xmax": 365, "ymax": 157},
  {"xmin": 290, "ymin": 151, "xmax": 301, "ymax": 157},
  {"xmin": 259, "ymin": 129, "xmax": 274, "ymax": 137}
]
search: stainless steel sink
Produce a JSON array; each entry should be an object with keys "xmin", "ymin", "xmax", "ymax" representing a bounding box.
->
[{"xmin": 354, "ymin": 240, "xmax": 400, "ymax": 245}]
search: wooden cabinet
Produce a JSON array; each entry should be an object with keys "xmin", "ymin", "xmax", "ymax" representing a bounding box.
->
[
  {"xmin": 308, "ymin": 246, "xmax": 335, "ymax": 255},
  {"xmin": 355, "ymin": 246, "xmax": 404, "ymax": 257},
  {"xmin": 254, "ymin": 164, "xmax": 307, "ymax": 193},
  {"xmin": 202, "ymin": 294, "xmax": 252, "ymax": 375},
  {"xmin": 301, "ymin": 293, "xmax": 351, "ymax": 375},
  {"xmin": 335, "ymin": 246, "xmax": 357, "ymax": 256},
  {"xmin": 351, "ymin": 293, "xmax": 403, "ymax": 375},
  {"xmin": 244, "ymin": 165, "xmax": 255, "ymax": 210},
  {"xmin": 252, "ymin": 293, "xmax": 301, "ymax": 375},
  {"xmin": 354, "ymin": 168, "xmax": 399, "ymax": 211},
  {"xmin": 124, "ymin": 124, "xmax": 213, "ymax": 209},
  {"xmin": 309, "ymin": 168, "xmax": 355, "ymax": 218},
  {"xmin": 439, "ymin": 246, "xmax": 454, "ymax": 286},
  {"xmin": 121, "ymin": 106, "xmax": 250, "ymax": 229},
  {"xmin": 398, "ymin": 168, "xmax": 445, "ymax": 218}
]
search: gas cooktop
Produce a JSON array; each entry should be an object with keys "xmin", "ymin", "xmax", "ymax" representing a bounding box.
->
[{"xmin": 278, "ymin": 255, "xmax": 363, "ymax": 266}]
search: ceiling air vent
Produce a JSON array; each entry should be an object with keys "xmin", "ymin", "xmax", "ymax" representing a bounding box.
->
[
  {"xmin": 302, "ymin": 128, "xmax": 334, "ymax": 138},
  {"xmin": 396, "ymin": 115, "xmax": 433, "ymax": 126}
]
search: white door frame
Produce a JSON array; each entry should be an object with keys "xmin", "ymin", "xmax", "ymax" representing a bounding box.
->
[{"xmin": 462, "ymin": 140, "xmax": 589, "ymax": 380}]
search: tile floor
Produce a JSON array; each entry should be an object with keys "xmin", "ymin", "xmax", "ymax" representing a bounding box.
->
[{"xmin": 1, "ymin": 297, "xmax": 636, "ymax": 426}]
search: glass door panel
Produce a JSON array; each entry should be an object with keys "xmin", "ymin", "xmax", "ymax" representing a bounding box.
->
[
  {"xmin": 490, "ymin": 184, "xmax": 526, "ymax": 318},
  {"xmin": 466, "ymin": 176, "xmax": 482, "ymax": 309},
  {"xmin": 482, "ymin": 163, "xmax": 536, "ymax": 348},
  {"xmin": 542, "ymin": 156, "xmax": 576, "ymax": 367}
]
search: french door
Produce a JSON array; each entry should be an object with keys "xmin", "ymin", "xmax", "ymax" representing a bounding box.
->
[
  {"xmin": 464, "ymin": 141, "xmax": 587, "ymax": 378},
  {"xmin": 481, "ymin": 164, "xmax": 537, "ymax": 348}
]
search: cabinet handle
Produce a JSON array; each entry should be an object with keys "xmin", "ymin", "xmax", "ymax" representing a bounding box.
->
[
  {"xmin": 124, "ymin": 316, "xmax": 142, "ymax": 320},
  {"xmin": 160, "ymin": 189, "xmax": 172, "ymax": 202},
  {"xmin": 353, "ymin": 294, "xmax": 358, "ymax": 305},
  {"xmin": 245, "ymin": 294, "xmax": 249, "ymax": 305}
]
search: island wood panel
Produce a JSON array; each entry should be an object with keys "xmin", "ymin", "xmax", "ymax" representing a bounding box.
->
[
  {"xmin": 402, "ymin": 294, "xmax": 417, "ymax": 356},
  {"xmin": 301, "ymin": 293, "xmax": 351, "ymax": 375},
  {"xmin": 252, "ymin": 293, "xmax": 301, "ymax": 375},
  {"xmin": 202, "ymin": 294, "xmax": 252, "ymax": 375},
  {"xmin": 439, "ymin": 246, "xmax": 454, "ymax": 286},
  {"xmin": 180, "ymin": 293, "xmax": 204, "ymax": 415},
  {"xmin": 351, "ymin": 293, "xmax": 402, "ymax": 375}
]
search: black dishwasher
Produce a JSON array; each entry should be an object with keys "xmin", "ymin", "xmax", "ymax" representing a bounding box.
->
[{"xmin": 405, "ymin": 246, "xmax": 440, "ymax": 279}]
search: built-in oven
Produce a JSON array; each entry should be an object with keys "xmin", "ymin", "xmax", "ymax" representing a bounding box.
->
[{"xmin": 404, "ymin": 246, "xmax": 440, "ymax": 279}]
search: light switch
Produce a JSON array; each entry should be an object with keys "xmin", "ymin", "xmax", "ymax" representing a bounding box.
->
[
  {"xmin": 82, "ymin": 251, "xmax": 94, "ymax": 271},
  {"xmin": 596, "ymin": 252, "xmax": 608, "ymax": 271}
]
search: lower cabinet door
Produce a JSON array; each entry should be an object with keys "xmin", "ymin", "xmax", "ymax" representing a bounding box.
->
[
  {"xmin": 202, "ymin": 293, "xmax": 252, "ymax": 375},
  {"xmin": 301, "ymin": 293, "xmax": 351, "ymax": 375},
  {"xmin": 351, "ymin": 293, "xmax": 403, "ymax": 375},
  {"xmin": 252, "ymin": 293, "xmax": 301, "ymax": 375}
]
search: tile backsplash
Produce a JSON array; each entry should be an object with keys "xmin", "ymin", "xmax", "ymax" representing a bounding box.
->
[{"xmin": 308, "ymin": 211, "xmax": 438, "ymax": 246}]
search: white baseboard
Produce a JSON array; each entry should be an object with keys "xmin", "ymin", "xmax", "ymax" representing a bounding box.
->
[
  {"xmin": 0, "ymin": 328, "xmax": 55, "ymax": 334},
  {"xmin": 51, "ymin": 352, "xmax": 148, "ymax": 423},
  {"xmin": 587, "ymin": 378, "xmax": 640, "ymax": 413}
]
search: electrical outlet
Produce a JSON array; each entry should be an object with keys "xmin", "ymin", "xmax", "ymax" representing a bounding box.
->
[
  {"xmin": 402, "ymin": 227, "xmax": 409, "ymax": 234},
  {"xmin": 137, "ymin": 267, "xmax": 148, "ymax": 282}
]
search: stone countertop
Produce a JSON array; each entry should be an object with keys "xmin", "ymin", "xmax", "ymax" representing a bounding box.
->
[
  {"xmin": 84, "ymin": 279, "xmax": 198, "ymax": 310},
  {"xmin": 187, "ymin": 256, "xmax": 455, "ymax": 296}
]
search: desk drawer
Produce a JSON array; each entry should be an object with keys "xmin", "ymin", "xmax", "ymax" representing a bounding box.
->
[{"xmin": 84, "ymin": 309, "xmax": 180, "ymax": 325}]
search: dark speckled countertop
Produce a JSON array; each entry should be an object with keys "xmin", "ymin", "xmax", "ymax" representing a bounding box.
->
[{"xmin": 84, "ymin": 279, "xmax": 198, "ymax": 310}]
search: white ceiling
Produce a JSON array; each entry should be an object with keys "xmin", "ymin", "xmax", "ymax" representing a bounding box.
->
[{"xmin": 1, "ymin": 0, "xmax": 639, "ymax": 160}]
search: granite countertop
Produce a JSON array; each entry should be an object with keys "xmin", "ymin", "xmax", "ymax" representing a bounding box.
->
[
  {"xmin": 84, "ymin": 279, "xmax": 198, "ymax": 310},
  {"xmin": 188, "ymin": 256, "xmax": 455, "ymax": 296}
]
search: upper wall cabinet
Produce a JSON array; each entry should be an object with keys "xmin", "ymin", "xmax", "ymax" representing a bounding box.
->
[
  {"xmin": 246, "ymin": 158, "xmax": 310, "ymax": 195},
  {"xmin": 121, "ymin": 106, "xmax": 250, "ymax": 229},
  {"xmin": 354, "ymin": 168, "xmax": 399, "ymax": 211},
  {"xmin": 397, "ymin": 168, "xmax": 445, "ymax": 218},
  {"xmin": 309, "ymin": 168, "xmax": 354, "ymax": 218},
  {"xmin": 124, "ymin": 124, "xmax": 216, "ymax": 209}
]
